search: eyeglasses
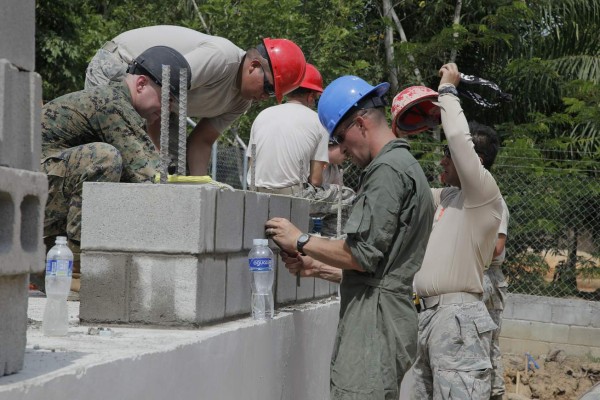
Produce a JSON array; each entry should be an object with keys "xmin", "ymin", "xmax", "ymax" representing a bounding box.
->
[
  {"xmin": 261, "ymin": 65, "xmax": 275, "ymax": 97},
  {"xmin": 331, "ymin": 119, "xmax": 358, "ymax": 145},
  {"xmin": 443, "ymin": 145, "xmax": 451, "ymax": 158},
  {"xmin": 331, "ymin": 110, "xmax": 369, "ymax": 145}
]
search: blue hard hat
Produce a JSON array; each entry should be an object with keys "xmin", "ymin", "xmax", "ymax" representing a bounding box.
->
[{"xmin": 318, "ymin": 76, "xmax": 390, "ymax": 136}]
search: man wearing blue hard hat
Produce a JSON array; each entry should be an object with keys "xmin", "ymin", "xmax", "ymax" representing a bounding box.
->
[{"xmin": 265, "ymin": 75, "xmax": 434, "ymax": 399}]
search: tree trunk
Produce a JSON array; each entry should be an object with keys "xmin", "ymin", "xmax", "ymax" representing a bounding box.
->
[
  {"xmin": 449, "ymin": 0, "xmax": 463, "ymax": 62},
  {"xmin": 382, "ymin": 0, "xmax": 399, "ymax": 94},
  {"xmin": 388, "ymin": 5, "xmax": 424, "ymax": 86}
]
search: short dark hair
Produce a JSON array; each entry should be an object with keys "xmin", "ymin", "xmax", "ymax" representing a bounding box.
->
[{"xmin": 469, "ymin": 121, "xmax": 499, "ymax": 170}]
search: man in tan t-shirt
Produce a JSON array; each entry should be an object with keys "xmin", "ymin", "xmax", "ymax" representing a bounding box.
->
[
  {"xmin": 85, "ymin": 25, "xmax": 306, "ymax": 176},
  {"xmin": 393, "ymin": 63, "xmax": 503, "ymax": 400}
]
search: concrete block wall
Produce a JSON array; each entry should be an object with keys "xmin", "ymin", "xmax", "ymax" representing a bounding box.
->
[
  {"xmin": 80, "ymin": 182, "xmax": 337, "ymax": 326},
  {"xmin": 500, "ymin": 293, "xmax": 600, "ymax": 358},
  {"xmin": 0, "ymin": 0, "xmax": 45, "ymax": 377}
]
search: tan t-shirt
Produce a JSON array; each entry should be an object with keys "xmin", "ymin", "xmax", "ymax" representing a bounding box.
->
[
  {"xmin": 112, "ymin": 25, "xmax": 252, "ymax": 133},
  {"xmin": 413, "ymin": 86, "xmax": 502, "ymax": 296}
]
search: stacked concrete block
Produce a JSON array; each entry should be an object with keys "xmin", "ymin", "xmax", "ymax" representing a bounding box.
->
[
  {"xmin": 0, "ymin": 0, "xmax": 45, "ymax": 376},
  {"xmin": 80, "ymin": 182, "xmax": 326, "ymax": 326},
  {"xmin": 500, "ymin": 293, "xmax": 600, "ymax": 357},
  {"xmin": 0, "ymin": 169, "xmax": 48, "ymax": 377}
]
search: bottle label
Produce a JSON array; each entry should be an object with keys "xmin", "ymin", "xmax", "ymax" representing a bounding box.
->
[
  {"xmin": 249, "ymin": 257, "xmax": 272, "ymax": 271},
  {"xmin": 46, "ymin": 259, "xmax": 73, "ymax": 277}
]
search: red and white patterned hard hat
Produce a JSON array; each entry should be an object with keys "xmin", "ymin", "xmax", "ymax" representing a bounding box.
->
[{"xmin": 391, "ymin": 86, "xmax": 440, "ymax": 136}]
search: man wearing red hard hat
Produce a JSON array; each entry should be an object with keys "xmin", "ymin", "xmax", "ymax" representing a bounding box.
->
[
  {"xmin": 247, "ymin": 64, "xmax": 329, "ymax": 194},
  {"xmin": 86, "ymin": 25, "xmax": 307, "ymax": 176}
]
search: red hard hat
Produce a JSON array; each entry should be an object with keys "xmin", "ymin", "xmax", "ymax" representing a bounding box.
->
[
  {"xmin": 391, "ymin": 86, "xmax": 440, "ymax": 136},
  {"xmin": 299, "ymin": 63, "xmax": 323, "ymax": 93},
  {"xmin": 263, "ymin": 38, "xmax": 306, "ymax": 103}
]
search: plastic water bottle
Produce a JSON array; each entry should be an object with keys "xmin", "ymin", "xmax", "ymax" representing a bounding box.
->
[
  {"xmin": 42, "ymin": 236, "xmax": 73, "ymax": 336},
  {"xmin": 248, "ymin": 238, "xmax": 274, "ymax": 320}
]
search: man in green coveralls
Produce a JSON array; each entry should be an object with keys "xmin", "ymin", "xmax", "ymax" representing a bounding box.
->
[
  {"xmin": 265, "ymin": 76, "xmax": 434, "ymax": 400},
  {"xmin": 35, "ymin": 46, "xmax": 191, "ymax": 293}
]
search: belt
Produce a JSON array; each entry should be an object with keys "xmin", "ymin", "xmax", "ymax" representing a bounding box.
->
[
  {"xmin": 255, "ymin": 183, "xmax": 303, "ymax": 196},
  {"xmin": 420, "ymin": 292, "xmax": 482, "ymax": 310}
]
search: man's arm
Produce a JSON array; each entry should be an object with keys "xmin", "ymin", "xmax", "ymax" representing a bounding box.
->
[
  {"xmin": 265, "ymin": 217, "xmax": 365, "ymax": 272},
  {"xmin": 281, "ymin": 252, "xmax": 342, "ymax": 283},
  {"xmin": 187, "ymin": 119, "xmax": 220, "ymax": 176},
  {"xmin": 493, "ymin": 233, "xmax": 507, "ymax": 258},
  {"xmin": 309, "ymin": 160, "xmax": 326, "ymax": 187}
]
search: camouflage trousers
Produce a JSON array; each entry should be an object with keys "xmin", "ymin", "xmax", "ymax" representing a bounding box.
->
[
  {"xmin": 42, "ymin": 143, "xmax": 123, "ymax": 242},
  {"xmin": 411, "ymin": 301, "xmax": 497, "ymax": 400},
  {"xmin": 483, "ymin": 267, "xmax": 508, "ymax": 396}
]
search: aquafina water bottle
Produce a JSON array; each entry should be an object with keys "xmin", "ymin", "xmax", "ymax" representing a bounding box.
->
[
  {"xmin": 248, "ymin": 238, "xmax": 274, "ymax": 320},
  {"xmin": 42, "ymin": 236, "xmax": 73, "ymax": 336}
]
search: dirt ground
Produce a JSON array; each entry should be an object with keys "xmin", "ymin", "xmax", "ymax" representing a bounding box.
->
[{"xmin": 502, "ymin": 350, "xmax": 600, "ymax": 399}]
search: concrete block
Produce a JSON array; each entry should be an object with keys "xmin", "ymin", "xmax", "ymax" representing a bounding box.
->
[
  {"xmin": 509, "ymin": 295, "xmax": 552, "ymax": 323},
  {"xmin": 501, "ymin": 319, "xmax": 569, "ymax": 343},
  {"xmin": 314, "ymin": 277, "xmax": 330, "ymax": 299},
  {"xmin": 0, "ymin": 1, "xmax": 35, "ymax": 71},
  {"xmin": 242, "ymin": 191, "xmax": 269, "ymax": 250},
  {"xmin": 551, "ymin": 301, "xmax": 593, "ymax": 327},
  {"xmin": 568, "ymin": 326, "xmax": 600, "ymax": 347},
  {"xmin": 276, "ymin": 251, "xmax": 296, "ymax": 305},
  {"xmin": 0, "ymin": 61, "xmax": 42, "ymax": 171},
  {"xmin": 225, "ymin": 252, "xmax": 252, "ymax": 317},
  {"xmin": 79, "ymin": 252, "xmax": 130, "ymax": 323},
  {"xmin": 297, "ymin": 277, "xmax": 315, "ymax": 302},
  {"xmin": 0, "ymin": 167, "xmax": 48, "ymax": 276},
  {"xmin": 591, "ymin": 302, "xmax": 600, "ymax": 328},
  {"xmin": 129, "ymin": 255, "xmax": 201, "ymax": 324},
  {"xmin": 0, "ymin": 274, "xmax": 28, "ymax": 376},
  {"xmin": 268, "ymin": 195, "xmax": 291, "ymax": 251},
  {"xmin": 81, "ymin": 183, "xmax": 216, "ymax": 254},
  {"xmin": 196, "ymin": 255, "xmax": 227, "ymax": 324},
  {"xmin": 214, "ymin": 189, "xmax": 244, "ymax": 253},
  {"xmin": 290, "ymin": 197, "xmax": 310, "ymax": 234}
]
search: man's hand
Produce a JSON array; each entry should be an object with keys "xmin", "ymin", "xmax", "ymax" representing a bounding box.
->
[
  {"xmin": 281, "ymin": 252, "xmax": 319, "ymax": 278},
  {"xmin": 439, "ymin": 63, "xmax": 461, "ymax": 87},
  {"xmin": 264, "ymin": 217, "xmax": 302, "ymax": 255}
]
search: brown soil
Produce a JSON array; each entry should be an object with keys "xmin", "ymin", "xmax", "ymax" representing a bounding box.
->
[{"xmin": 503, "ymin": 350, "xmax": 600, "ymax": 399}]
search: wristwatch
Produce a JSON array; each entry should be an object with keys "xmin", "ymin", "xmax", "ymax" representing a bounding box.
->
[
  {"xmin": 296, "ymin": 233, "xmax": 311, "ymax": 256},
  {"xmin": 438, "ymin": 85, "xmax": 459, "ymax": 97}
]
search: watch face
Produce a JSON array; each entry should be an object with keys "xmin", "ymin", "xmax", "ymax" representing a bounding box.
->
[{"xmin": 298, "ymin": 233, "xmax": 310, "ymax": 243}]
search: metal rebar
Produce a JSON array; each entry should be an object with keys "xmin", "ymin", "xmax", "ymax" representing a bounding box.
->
[
  {"xmin": 177, "ymin": 68, "xmax": 188, "ymax": 176},
  {"xmin": 159, "ymin": 65, "xmax": 171, "ymax": 184},
  {"xmin": 336, "ymin": 168, "xmax": 344, "ymax": 238},
  {"xmin": 250, "ymin": 144, "xmax": 256, "ymax": 191}
]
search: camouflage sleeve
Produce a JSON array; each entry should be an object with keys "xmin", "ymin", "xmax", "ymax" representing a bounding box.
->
[{"xmin": 92, "ymin": 104, "xmax": 160, "ymax": 183}]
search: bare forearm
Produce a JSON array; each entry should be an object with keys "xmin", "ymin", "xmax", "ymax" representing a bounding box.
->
[
  {"xmin": 304, "ymin": 236, "xmax": 364, "ymax": 272},
  {"xmin": 187, "ymin": 120, "xmax": 220, "ymax": 176},
  {"xmin": 314, "ymin": 261, "xmax": 343, "ymax": 283}
]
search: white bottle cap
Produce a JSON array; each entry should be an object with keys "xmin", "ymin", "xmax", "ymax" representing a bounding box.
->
[
  {"xmin": 55, "ymin": 236, "xmax": 67, "ymax": 244},
  {"xmin": 253, "ymin": 238, "xmax": 269, "ymax": 246}
]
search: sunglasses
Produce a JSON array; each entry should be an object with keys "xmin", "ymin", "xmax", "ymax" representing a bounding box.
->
[{"xmin": 261, "ymin": 65, "xmax": 275, "ymax": 97}]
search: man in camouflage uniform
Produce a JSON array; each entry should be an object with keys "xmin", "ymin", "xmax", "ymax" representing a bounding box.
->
[
  {"xmin": 483, "ymin": 198, "xmax": 510, "ymax": 400},
  {"xmin": 409, "ymin": 64, "xmax": 502, "ymax": 399},
  {"xmin": 35, "ymin": 46, "xmax": 190, "ymax": 293}
]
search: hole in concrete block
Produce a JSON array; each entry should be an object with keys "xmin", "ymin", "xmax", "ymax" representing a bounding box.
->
[
  {"xmin": 0, "ymin": 192, "xmax": 14, "ymax": 253},
  {"xmin": 20, "ymin": 195, "xmax": 40, "ymax": 252}
]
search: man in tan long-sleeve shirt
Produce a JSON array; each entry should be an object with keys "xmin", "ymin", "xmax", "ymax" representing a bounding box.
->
[{"xmin": 409, "ymin": 64, "xmax": 503, "ymax": 400}]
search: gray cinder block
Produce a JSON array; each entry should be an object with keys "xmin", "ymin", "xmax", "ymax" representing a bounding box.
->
[
  {"xmin": 0, "ymin": 60, "xmax": 41, "ymax": 171},
  {"xmin": 314, "ymin": 278, "xmax": 331, "ymax": 299},
  {"xmin": 214, "ymin": 189, "xmax": 245, "ymax": 253},
  {"xmin": 0, "ymin": 274, "xmax": 28, "ymax": 376},
  {"xmin": 243, "ymin": 191, "xmax": 269, "ymax": 250},
  {"xmin": 0, "ymin": 166, "xmax": 48, "ymax": 276},
  {"xmin": 225, "ymin": 252, "xmax": 252, "ymax": 317},
  {"xmin": 81, "ymin": 183, "xmax": 217, "ymax": 254},
  {"xmin": 268, "ymin": 195, "xmax": 291, "ymax": 251},
  {"xmin": 79, "ymin": 252, "xmax": 130, "ymax": 323},
  {"xmin": 290, "ymin": 197, "xmax": 310, "ymax": 234},
  {"xmin": 276, "ymin": 252, "xmax": 296, "ymax": 305},
  {"xmin": 0, "ymin": 1, "xmax": 35, "ymax": 71}
]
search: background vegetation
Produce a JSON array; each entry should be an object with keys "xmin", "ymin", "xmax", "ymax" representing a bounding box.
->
[{"xmin": 36, "ymin": 0, "xmax": 599, "ymax": 298}]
